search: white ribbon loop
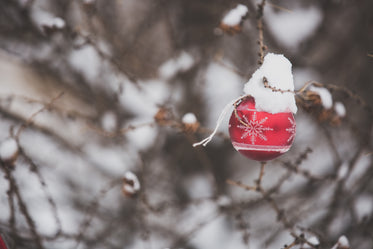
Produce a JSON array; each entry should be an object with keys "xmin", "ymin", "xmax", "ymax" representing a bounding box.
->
[{"xmin": 193, "ymin": 95, "xmax": 245, "ymax": 147}]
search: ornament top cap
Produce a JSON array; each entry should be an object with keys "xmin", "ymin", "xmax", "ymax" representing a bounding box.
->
[{"xmin": 243, "ymin": 53, "xmax": 297, "ymax": 114}]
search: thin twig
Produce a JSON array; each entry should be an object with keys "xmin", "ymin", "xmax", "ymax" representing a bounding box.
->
[
  {"xmin": 83, "ymin": 122, "xmax": 155, "ymax": 138},
  {"xmin": 283, "ymin": 240, "xmax": 297, "ymax": 249},
  {"xmin": 19, "ymin": 146, "xmax": 63, "ymax": 236},
  {"xmin": 296, "ymin": 81, "xmax": 372, "ymax": 115},
  {"xmin": 263, "ymin": 77, "xmax": 294, "ymax": 94},
  {"xmin": 5, "ymin": 170, "xmax": 17, "ymax": 237},
  {"xmin": 226, "ymin": 179, "xmax": 257, "ymax": 191},
  {"xmin": 290, "ymin": 232, "xmax": 318, "ymax": 248},
  {"xmin": 15, "ymin": 92, "xmax": 65, "ymax": 139},
  {"xmin": 227, "ymin": 160, "xmax": 293, "ymax": 229},
  {"xmin": 255, "ymin": 161, "xmax": 266, "ymax": 188},
  {"xmin": 170, "ymin": 211, "xmax": 221, "ymax": 248},
  {"xmin": 227, "ymin": 161, "xmax": 267, "ymax": 192},
  {"xmin": 267, "ymin": 2, "xmax": 292, "ymax": 13},
  {"xmin": 74, "ymin": 178, "xmax": 121, "ymax": 249},
  {"xmin": 257, "ymin": 0, "xmax": 267, "ymax": 65},
  {"xmin": 0, "ymin": 94, "xmax": 91, "ymax": 120},
  {"xmin": 214, "ymin": 55, "xmax": 246, "ymax": 77},
  {"xmin": 261, "ymin": 191, "xmax": 292, "ymax": 228},
  {"xmin": 0, "ymin": 164, "xmax": 45, "ymax": 249}
]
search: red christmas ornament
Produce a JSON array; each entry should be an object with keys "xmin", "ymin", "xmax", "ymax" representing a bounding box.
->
[{"xmin": 229, "ymin": 96, "xmax": 296, "ymax": 161}]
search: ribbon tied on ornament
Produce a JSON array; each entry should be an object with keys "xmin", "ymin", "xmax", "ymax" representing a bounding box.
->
[{"xmin": 193, "ymin": 53, "xmax": 297, "ymax": 161}]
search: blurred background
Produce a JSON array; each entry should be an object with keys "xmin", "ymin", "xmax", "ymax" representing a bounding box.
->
[{"xmin": 0, "ymin": 0, "xmax": 372, "ymax": 248}]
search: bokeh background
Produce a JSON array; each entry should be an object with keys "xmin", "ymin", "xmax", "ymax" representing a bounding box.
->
[{"xmin": 0, "ymin": 0, "xmax": 372, "ymax": 248}]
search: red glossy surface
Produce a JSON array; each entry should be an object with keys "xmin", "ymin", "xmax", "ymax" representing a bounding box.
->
[
  {"xmin": 229, "ymin": 96, "xmax": 296, "ymax": 161},
  {"xmin": 0, "ymin": 234, "xmax": 8, "ymax": 249}
]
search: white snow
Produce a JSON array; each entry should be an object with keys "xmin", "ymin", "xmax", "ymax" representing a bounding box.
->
[
  {"xmin": 222, "ymin": 4, "xmax": 248, "ymax": 26},
  {"xmin": 123, "ymin": 171, "xmax": 141, "ymax": 194},
  {"xmin": 184, "ymin": 175, "xmax": 213, "ymax": 199},
  {"xmin": 310, "ymin": 86, "xmax": 333, "ymax": 109},
  {"xmin": 337, "ymin": 162, "xmax": 349, "ymax": 180},
  {"xmin": 101, "ymin": 111, "xmax": 117, "ymax": 132},
  {"xmin": 345, "ymin": 152, "xmax": 371, "ymax": 188},
  {"xmin": 52, "ymin": 17, "xmax": 66, "ymax": 29},
  {"xmin": 334, "ymin": 102, "xmax": 346, "ymax": 117},
  {"xmin": 0, "ymin": 138, "xmax": 18, "ymax": 162},
  {"xmin": 83, "ymin": 143, "xmax": 131, "ymax": 175},
  {"xmin": 18, "ymin": 0, "xmax": 31, "ymax": 7},
  {"xmin": 293, "ymin": 68, "xmax": 320, "ymax": 89},
  {"xmin": 338, "ymin": 236, "xmax": 350, "ymax": 247},
  {"xmin": 32, "ymin": 9, "xmax": 66, "ymax": 30},
  {"xmin": 68, "ymin": 45, "xmax": 101, "ymax": 83},
  {"xmin": 159, "ymin": 52, "xmax": 194, "ymax": 80},
  {"xmin": 265, "ymin": 6, "xmax": 322, "ymax": 49},
  {"xmin": 192, "ymin": 215, "xmax": 249, "ymax": 249},
  {"xmin": 203, "ymin": 62, "xmax": 242, "ymax": 129},
  {"xmin": 182, "ymin": 112, "xmax": 197, "ymax": 124},
  {"xmin": 119, "ymin": 79, "xmax": 168, "ymax": 151},
  {"xmin": 180, "ymin": 201, "xmax": 226, "ymax": 249},
  {"xmin": 216, "ymin": 195, "xmax": 231, "ymax": 207},
  {"xmin": 331, "ymin": 235, "xmax": 350, "ymax": 249},
  {"xmin": 125, "ymin": 124, "xmax": 157, "ymax": 151},
  {"xmin": 354, "ymin": 195, "xmax": 373, "ymax": 221},
  {"xmin": 308, "ymin": 236, "xmax": 320, "ymax": 246},
  {"xmin": 119, "ymin": 79, "xmax": 169, "ymax": 118},
  {"xmin": 243, "ymin": 53, "xmax": 297, "ymax": 114}
]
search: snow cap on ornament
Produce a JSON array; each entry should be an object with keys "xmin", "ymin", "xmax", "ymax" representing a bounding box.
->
[
  {"xmin": 244, "ymin": 53, "xmax": 297, "ymax": 114},
  {"xmin": 194, "ymin": 53, "xmax": 297, "ymax": 162}
]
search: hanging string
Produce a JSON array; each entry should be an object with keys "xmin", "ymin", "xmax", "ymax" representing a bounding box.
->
[{"xmin": 193, "ymin": 95, "xmax": 246, "ymax": 147}]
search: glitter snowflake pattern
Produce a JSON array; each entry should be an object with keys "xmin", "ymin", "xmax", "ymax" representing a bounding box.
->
[
  {"xmin": 286, "ymin": 117, "xmax": 296, "ymax": 142},
  {"xmin": 237, "ymin": 112, "xmax": 273, "ymax": 145}
]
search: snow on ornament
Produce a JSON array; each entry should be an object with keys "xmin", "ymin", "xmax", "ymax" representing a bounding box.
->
[{"xmin": 194, "ymin": 53, "xmax": 297, "ymax": 161}]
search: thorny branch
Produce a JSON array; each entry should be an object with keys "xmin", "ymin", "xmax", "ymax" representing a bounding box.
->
[
  {"xmin": 227, "ymin": 161, "xmax": 292, "ymax": 229},
  {"xmin": 15, "ymin": 92, "xmax": 65, "ymax": 139},
  {"xmin": 74, "ymin": 179, "xmax": 121, "ymax": 249},
  {"xmin": 19, "ymin": 147, "xmax": 62, "ymax": 236},
  {"xmin": 257, "ymin": 0, "xmax": 267, "ymax": 65},
  {"xmin": 0, "ymin": 164, "xmax": 45, "ymax": 249},
  {"xmin": 283, "ymin": 233, "xmax": 318, "ymax": 249}
]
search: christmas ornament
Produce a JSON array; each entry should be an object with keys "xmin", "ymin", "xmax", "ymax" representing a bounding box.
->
[
  {"xmin": 193, "ymin": 53, "xmax": 297, "ymax": 161},
  {"xmin": 229, "ymin": 96, "xmax": 295, "ymax": 161}
]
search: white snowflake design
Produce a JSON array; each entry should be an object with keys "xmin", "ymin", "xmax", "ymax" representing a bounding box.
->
[
  {"xmin": 286, "ymin": 117, "xmax": 296, "ymax": 142},
  {"xmin": 237, "ymin": 112, "xmax": 273, "ymax": 145}
]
